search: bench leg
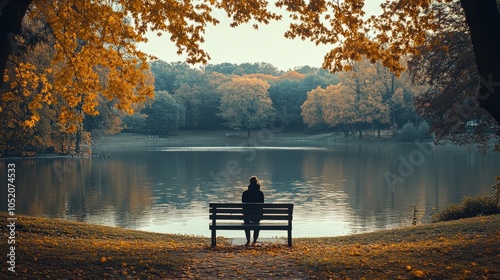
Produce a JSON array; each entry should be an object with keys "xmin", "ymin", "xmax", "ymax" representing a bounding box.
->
[
  {"xmin": 287, "ymin": 229, "xmax": 292, "ymax": 246},
  {"xmin": 211, "ymin": 230, "xmax": 216, "ymax": 247}
]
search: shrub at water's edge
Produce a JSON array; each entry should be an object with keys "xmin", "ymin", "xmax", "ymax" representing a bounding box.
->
[
  {"xmin": 396, "ymin": 121, "xmax": 432, "ymax": 142},
  {"xmin": 431, "ymin": 195, "xmax": 500, "ymax": 222}
]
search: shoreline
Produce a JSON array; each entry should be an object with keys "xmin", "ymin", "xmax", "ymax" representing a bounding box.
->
[
  {"xmin": 1, "ymin": 130, "xmax": 386, "ymax": 159},
  {"xmin": 92, "ymin": 130, "xmax": 424, "ymax": 149},
  {"xmin": 1, "ymin": 130, "xmax": 488, "ymax": 159}
]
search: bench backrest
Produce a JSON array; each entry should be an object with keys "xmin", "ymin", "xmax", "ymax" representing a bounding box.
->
[{"xmin": 209, "ymin": 203, "xmax": 293, "ymax": 222}]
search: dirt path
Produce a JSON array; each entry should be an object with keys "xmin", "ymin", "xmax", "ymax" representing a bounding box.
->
[{"xmin": 179, "ymin": 242, "xmax": 317, "ymax": 280}]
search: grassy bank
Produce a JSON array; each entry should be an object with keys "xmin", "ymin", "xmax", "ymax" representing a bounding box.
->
[
  {"xmin": 294, "ymin": 214, "xmax": 500, "ymax": 279},
  {"xmin": 0, "ymin": 213, "xmax": 215, "ymax": 279},
  {"xmin": 1, "ymin": 213, "xmax": 499, "ymax": 279}
]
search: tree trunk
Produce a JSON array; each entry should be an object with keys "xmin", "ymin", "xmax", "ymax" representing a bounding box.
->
[
  {"xmin": 0, "ymin": 0, "xmax": 32, "ymax": 87},
  {"xmin": 349, "ymin": 125, "xmax": 355, "ymax": 139},
  {"xmin": 461, "ymin": 0, "xmax": 500, "ymax": 129},
  {"xmin": 75, "ymin": 129, "xmax": 81, "ymax": 154},
  {"xmin": 342, "ymin": 124, "xmax": 348, "ymax": 136}
]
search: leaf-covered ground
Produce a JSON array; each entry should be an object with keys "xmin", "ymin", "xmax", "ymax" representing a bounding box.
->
[{"xmin": 1, "ymin": 213, "xmax": 499, "ymax": 279}]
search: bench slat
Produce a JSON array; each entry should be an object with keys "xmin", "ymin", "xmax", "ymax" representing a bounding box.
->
[
  {"xmin": 210, "ymin": 214, "xmax": 292, "ymax": 220},
  {"xmin": 210, "ymin": 223, "xmax": 290, "ymax": 230},
  {"xmin": 210, "ymin": 203, "xmax": 293, "ymax": 209},
  {"xmin": 210, "ymin": 209, "xmax": 291, "ymax": 214}
]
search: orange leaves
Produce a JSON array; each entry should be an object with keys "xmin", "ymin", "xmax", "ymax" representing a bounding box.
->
[
  {"xmin": 281, "ymin": 70, "xmax": 306, "ymax": 80},
  {"xmin": 276, "ymin": 0, "xmax": 456, "ymax": 74},
  {"xmin": 412, "ymin": 269, "xmax": 426, "ymax": 278},
  {"xmin": 2, "ymin": 1, "xmax": 154, "ymax": 134},
  {"xmin": 302, "ymin": 57, "xmax": 417, "ymax": 129},
  {"xmin": 2, "ymin": 92, "xmax": 16, "ymax": 103},
  {"xmin": 2, "ymin": 60, "xmax": 54, "ymax": 129}
]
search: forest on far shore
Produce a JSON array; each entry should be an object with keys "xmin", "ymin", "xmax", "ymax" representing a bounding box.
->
[
  {"xmin": 127, "ymin": 60, "xmax": 426, "ymax": 135},
  {"xmin": 1, "ymin": 1, "xmax": 498, "ymax": 157},
  {"xmin": 1, "ymin": 59, "xmax": 433, "ymax": 156}
]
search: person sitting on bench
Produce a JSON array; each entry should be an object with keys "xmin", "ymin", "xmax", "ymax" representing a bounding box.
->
[{"xmin": 242, "ymin": 175, "xmax": 265, "ymax": 246}]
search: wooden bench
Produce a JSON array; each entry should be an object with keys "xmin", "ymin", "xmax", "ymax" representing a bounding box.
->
[{"xmin": 209, "ymin": 203, "xmax": 294, "ymax": 247}]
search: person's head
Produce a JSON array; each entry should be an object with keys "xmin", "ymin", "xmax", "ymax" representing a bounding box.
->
[{"xmin": 249, "ymin": 176, "xmax": 259, "ymax": 185}]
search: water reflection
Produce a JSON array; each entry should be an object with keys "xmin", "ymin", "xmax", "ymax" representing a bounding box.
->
[{"xmin": 1, "ymin": 143, "xmax": 499, "ymax": 238}]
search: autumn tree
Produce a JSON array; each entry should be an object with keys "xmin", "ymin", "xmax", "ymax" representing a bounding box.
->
[
  {"xmin": 301, "ymin": 84, "xmax": 356, "ymax": 134},
  {"xmin": 217, "ymin": 76, "xmax": 275, "ymax": 136},
  {"xmin": 368, "ymin": 60, "xmax": 425, "ymax": 132},
  {"xmin": 3, "ymin": 0, "xmax": 500, "ymax": 145},
  {"xmin": 301, "ymin": 59, "xmax": 423, "ymax": 137},
  {"xmin": 339, "ymin": 60, "xmax": 390, "ymax": 138},
  {"xmin": 408, "ymin": 1, "xmax": 498, "ymax": 147},
  {"xmin": 300, "ymin": 86, "xmax": 327, "ymax": 129},
  {"xmin": 0, "ymin": 0, "xmax": 280, "ymax": 137},
  {"xmin": 0, "ymin": 18, "xmax": 72, "ymax": 155},
  {"xmin": 274, "ymin": 0, "xmax": 500, "ymax": 140},
  {"xmin": 0, "ymin": 90, "xmax": 44, "ymax": 156},
  {"xmin": 320, "ymin": 84, "xmax": 356, "ymax": 134}
]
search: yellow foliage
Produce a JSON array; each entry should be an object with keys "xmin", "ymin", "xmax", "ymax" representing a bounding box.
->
[
  {"xmin": 281, "ymin": 71, "xmax": 306, "ymax": 80},
  {"xmin": 302, "ymin": 58, "xmax": 420, "ymax": 129},
  {"xmin": 276, "ymin": 0, "xmax": 454, "ymax": 74},
  {"xmin": 217, "ymin": 76, "xmax": 274, "ymax": 129},
  {"xmin": 412, "ymin": 269, "xmax": 426, "ymax": 278},
  {"xmin": 3, "ymin": 0, "xmax": 451, "ymax": 132}
]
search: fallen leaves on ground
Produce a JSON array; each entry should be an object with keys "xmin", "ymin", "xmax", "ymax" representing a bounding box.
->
[
  {"xmin": 292, "ymin": 215, "xmax": 500, "ymax": 279},
  {"xmin": 1, "ymin": 213, "xmax": 499, "ymax": 279}
]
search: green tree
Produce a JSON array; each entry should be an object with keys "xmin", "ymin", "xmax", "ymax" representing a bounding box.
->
[
  {"xmin": 173, "ymin": 70, "xmax": 227, "ymax": 129},
  {"xmin": 3, "ymin": 0, "xmax": 500, "ymax": 137},
  {"xmin": 206, "ymin": 62, "xmax": 281, "ymax": 76},
  {"xmin": 149, "ymin": 61, "xmax": 191, "ymax": 93},
  {"xmin": 121, "ymin": 113, "xmax": 147, "ymax": 133},
  {"xmin": 217, "ymin": 76, "xmax": 275, "ymax": 136},
  {"xmin": 268, "ymin": 78, "xmax": 308, "ymax": 130},
  {"xmin": 142, "ymin": 91, "xmax": 184, "ymax": 135},
  {"xmin": 83, "ymin": 97, "xmax": 123, "ymax": 140},
  {"xmin": 269, "ymin": 71, "xmax": 335, "ymax": 130}
]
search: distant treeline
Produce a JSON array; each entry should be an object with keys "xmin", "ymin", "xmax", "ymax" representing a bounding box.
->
[
  {"xmin": 124, "ymin": 60, "xmax": 425, "ymax": 138},
  {"xmin": 0, "ymin": 60, "xmax": 428, "ymax": 156}
]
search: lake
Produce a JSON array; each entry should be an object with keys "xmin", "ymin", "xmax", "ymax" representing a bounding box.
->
[{"xmin": 1, "ymin": 141, "xmax": 499, "ymax": 238}]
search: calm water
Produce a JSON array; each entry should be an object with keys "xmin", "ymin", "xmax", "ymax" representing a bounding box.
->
[{"xmin": 1, "ymin": 142, "xmax": 499, "ymax": 238}]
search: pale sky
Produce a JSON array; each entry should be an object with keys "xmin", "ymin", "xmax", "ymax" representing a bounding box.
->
[{"xmin": 138, "ymin": 2, "xmax": 383, "ymax": 71}]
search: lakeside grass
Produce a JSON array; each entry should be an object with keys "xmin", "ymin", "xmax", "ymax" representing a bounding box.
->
[
  {"xmin": 294, "ymin": 214, "xmax": 500, "ymax": 279},
  {"xmin": 0, "ymin": 213, "xmax": 216, "ymax": 279},
  {"xmin": 1, "ymin": 213, "xmax": 499, "ymax": 279}
]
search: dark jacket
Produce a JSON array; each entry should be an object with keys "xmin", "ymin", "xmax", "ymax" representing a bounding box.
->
[
  {"xmin": 242, "ymin": 183, "xmax": 264, "ymax": 203},
  {"xmin": 242, "ymin": 183, "xmax": 264, "ymax": 223}
]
